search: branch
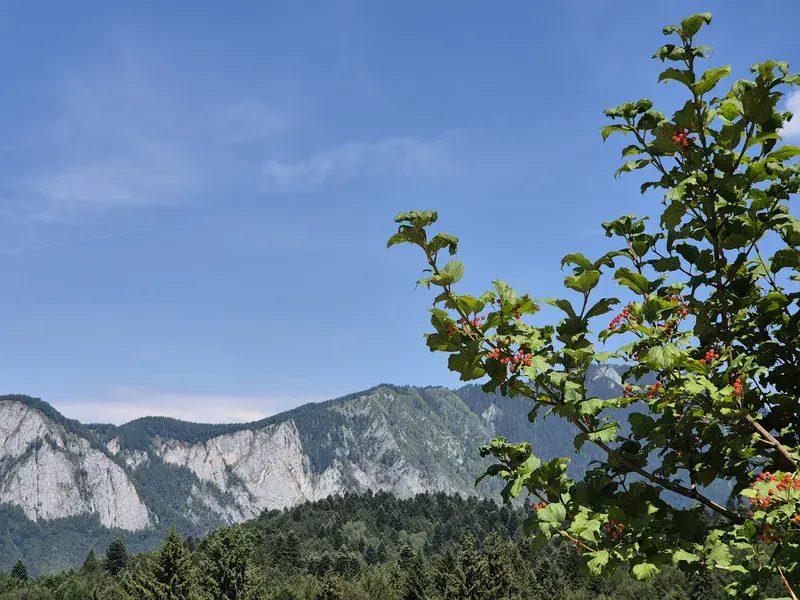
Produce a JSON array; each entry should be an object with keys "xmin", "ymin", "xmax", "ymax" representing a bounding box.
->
[
  {"xmin": 745, "ymin": 414, "xmax": 797, "ymax": 470},
  {"xmin": 568, "ymin": 416, "xmax": 744, "ymax": 524}
]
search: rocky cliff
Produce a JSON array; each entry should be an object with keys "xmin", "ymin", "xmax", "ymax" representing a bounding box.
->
[
  {"xmin": 0, "ymin": 366, "xmax": 636, "ymax": 573},
  {"xmin": 0, "ymin": 401, "xmax": 150, "ymax": 530}
]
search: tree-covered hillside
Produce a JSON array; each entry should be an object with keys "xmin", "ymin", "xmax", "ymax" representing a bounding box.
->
[{"xmin": 3, "ymin": 491, "xmax": 775, "ymax": 599}]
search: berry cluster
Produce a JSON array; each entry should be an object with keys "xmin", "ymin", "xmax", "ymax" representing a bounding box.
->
[
  {"xmin": 533, "ymin": 501, "xmax": 548, "ymax": 511},
  {"xmin": 490, "ymin": 298, "xmax": 523, "ymax": 320},
  {"xmin": 608, "ymin": 304, "xmax": 635, "ymax": 331},
  {"xmin": 668, "ymin": 294, "xmax": 691, "ymax": 318},
  {"xmin": 622, "ymin": 384, "xmax": 635, "ymax": 398},
  {"xmin": 733, "ymin": 377, "xmax": 743, "ymax": 397},
  {"xmin": 759, "ymin": 523, "xmax": 780, "ymax": 544},
  {"xmin": 487, "ymin": 346, "xmax": 533, "ymax": 372},
  {"xmin": 447, "ymin": 315, "xmax": 487, "ymax": 336},
  {"xmin": 748, "ymin": 472, "xmax": 800, "ymax": 509},
  {"xmin": 689, "ymin": 349, "xmax": 720, "ymax": 366},
  {"xmin": 645, "ymin": 380, "xmax": 663, "ymax": 399},
  {"xmin": 604, "ymin": 517, "xmax": 625, "ymax": 541},
  {"xmin": 670, "ymin": 126, "xmax": 695, "ymax": 147}
]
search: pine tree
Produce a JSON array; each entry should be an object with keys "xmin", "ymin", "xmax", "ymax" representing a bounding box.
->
[
  {"xmin": 314, "ymin": 573, "xmax": 344, "ymax": 600},
  {"xmin": 457, "ymin": 534, "xmax": 487, "ymax": 600},
  {"xmin": 403, "ymin": 554, "xmax": 430, "ymax": 600},
  {"xmin": 435, "ymin": 550, "xmax": 464, "ymax": 600},
  {"xmin": 399, "ymin": 543, "xmax": 415, "ymax": 571},
  {"xmin": 10, "ymin": 559, "xmax": 28, "ymax": 581},
  {"xmin": 83, "ymin": 549, "xmax": 100, "ymax": 572},
  {"xmin": 106, "ymin": 537, "xmax": 129, "ymax": 576},
  {"xmin": 201, "ymin": 526, "xmax": 253, "ymax": 600},
  {"xmin": 481, "ymin": 535, "xmax": 520, "ymax": 600},
  {"xmin": 155, "ymin": 525, "xmax": 196, "ymax": 599}
]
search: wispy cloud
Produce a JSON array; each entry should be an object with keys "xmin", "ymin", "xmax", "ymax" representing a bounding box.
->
[
  {"xmin": 0, "ymin": 228, "xmax": 152, "ymax": 256},
  {"xmin": 12, "ymin": 42, "xmax": 290, "ymax": 222},
  {"xmin": 261, "ymin": 135, "xmax": 454, "ymax": 193},
  {"xmin": 53, "ymin": 386, "xmax": 327, "ymax": 425},
  {"xmin": 780, "ymin": 90, "xmax": 800, "ymax": 138}
]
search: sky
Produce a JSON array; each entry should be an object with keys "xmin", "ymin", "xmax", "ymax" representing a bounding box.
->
[{"xmin": 1, "ymin": 1, "xmax": 799, "ymax": 425}]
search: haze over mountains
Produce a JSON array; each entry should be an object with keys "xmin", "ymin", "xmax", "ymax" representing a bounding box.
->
[{"xmin": 0, "ymin": 365, "xmax": 727, "ymax": 574}]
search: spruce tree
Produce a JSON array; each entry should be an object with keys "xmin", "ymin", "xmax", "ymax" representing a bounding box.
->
[
  {"xmin": 105, "ymin": 537, "xmax": 129, "ymax": 576},
  {"xmin": 201, "ymin": 526, "xmax": 252, "ymax": 600},
  {"xmin": 156, "ymin": 525, "xmax": 196, "ymax": 599},
  {"xmin": 314, "ymin": 573, "xmax": 344, "ymax": 600},
  {"xmin": 480, "ymin": 535, "xmax": 520, "ymax": 600},
  {"xmin": 403, "ymin": 554, "xmax": 430, "ymax": 600},
  {"xmin": 10, "ymin": 559, "xmax": 28, "ymax": 581},
  {"xmin": 83, "ymin": 549, "xmax": 100, "ymax": 573},
  {"xmin": 399, "ymin": 543, "xmax": 415, "ymax": 571}
]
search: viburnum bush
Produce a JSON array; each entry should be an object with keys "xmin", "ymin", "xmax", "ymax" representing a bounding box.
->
[{"xmin": 388, "ymin": 13, "xmax": 800, "ymax": 599}]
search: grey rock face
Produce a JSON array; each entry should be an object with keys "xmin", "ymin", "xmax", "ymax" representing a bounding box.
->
[{"xmin": 0, "ymin": 401, "xmax": 150, "ymax": 530}]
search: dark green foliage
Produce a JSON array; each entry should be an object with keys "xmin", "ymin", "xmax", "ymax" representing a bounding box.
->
[
  {"xmin": 10, "ymin": 559, "xmax": 27, "ymax": 581},
  {"xmin": 200, "ymin": 525, "xmax": 253, "ymax": 600},
  {"xmin": 105, "ymin": 537, "xmax": 128, "ymax": 576},
  {"xmin": 5, "ymin": 491, "xmax": 764, "ymax": 599}
]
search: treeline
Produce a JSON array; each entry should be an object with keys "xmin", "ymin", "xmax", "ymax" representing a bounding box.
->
[{"xmin": 2, "ymin": 490, "xmax": 774, "ymax": 599}]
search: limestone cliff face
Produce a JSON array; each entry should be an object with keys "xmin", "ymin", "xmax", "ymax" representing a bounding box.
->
[
  {"xmin": 152, "ymin": 388, "xmax": 481, "ymax": 521},
  {"xmin": 0, "ymin": 401, "xmax": 150, "ymax": 530}
]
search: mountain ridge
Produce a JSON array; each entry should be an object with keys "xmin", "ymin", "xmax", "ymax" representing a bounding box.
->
[{"xmin": 1, "ymin": 366, "xmax": 729, "ymax": 575}]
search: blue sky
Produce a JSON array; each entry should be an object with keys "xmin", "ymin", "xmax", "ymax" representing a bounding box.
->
[{"xmin": 1, "ymin": 1, "xmax": 798, "ymax": 424}]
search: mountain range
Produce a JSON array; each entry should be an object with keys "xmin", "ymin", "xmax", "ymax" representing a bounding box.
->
[{"xmin": 0, "ymin": 365, "xmax": 724, "ymax": 575}]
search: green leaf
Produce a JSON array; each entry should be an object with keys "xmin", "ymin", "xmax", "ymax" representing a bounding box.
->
[
  {"xmin": 661, "ymin": 202, "xmax": 687, "ymax": 229},
  {"xmin": 586, "ymin": 550, "xmax": 610, "ymax": 576},
  {"xmin": 706, "ymin": 541, "xmax": 732, "ymax": 567},
  {"xmin": 601, "ymin": 125, "xmax": 629, "ymax": 141},
  {"xmin": 585, "ymin": 297, "xmax": 620, "ymax": 320},
  {"xmin": 543, "ymin": 298, "xmax": 577, "ymax": 319},
  {"xmin": 565, "ymin": 270, "xmax": 601, "ymax": 294},
  {"xmin": 766, "ymin": 145, "xmax": 800, "ymax": 162},
  {"xmin": 629, "ymin": 413, "xmax": 655, "ymax": 439},
  {"xmin": 719, "ymin": 98, "xmax": 743, "ymax": 121},
  {"xmin": 672, "ymin": 549, "xmax": 699, "ymax": 565},
  {"xmin": 537, "ymin": 502, "xmax": 567, "ymax": 526},
  {"xmin": 613, "ymin": 267, "xmax": 649, "ymax": 296},
  {"xmin": 561, "ymin": 253, "xmax": 594, "ymax": 271},
  {"xmin": 771, "ymin": 248, "xmax": 800, "ymax": 273},
  {"xmin": 692, "ymin": 65, "xmax": 731, "ymax": 95},
  {"xmin": 643, "ymin": 344, "xmax": 681, "ymax": 369},
  {"xmin": 658, "ymin": 67, "xmax": 693, "ymax": 87},
  {"xmin": 437, "ymin": 261, "xmax": 465, "ymax": 286},
  {"xmin": 614, "ymin": 159, "xmax": 651, "ymax": 178},
  {"xmin": 680, "ymin": 13, "xmax": 712, "ymax": 37},
  {"xmin": 630, "ymin": 561, "xmax": 660, "ymax": 581}
]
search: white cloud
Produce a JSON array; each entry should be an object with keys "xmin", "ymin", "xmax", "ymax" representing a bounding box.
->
[
  {"xmin": 261, "ymin": 136, "xmax": 453, "ymax": 193},
  {"xmin": 52, "ymin": 386, "xmax": 326, "ymax": 425},
  {"xmin": 13, "ymin": 45, "xmax": 290, "ymax": 221},
  {"xmin": 780, "ymin": 90, "xmax": 800, "ymax": 138}
]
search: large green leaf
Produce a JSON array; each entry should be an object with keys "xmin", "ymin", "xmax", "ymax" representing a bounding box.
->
[
  {"xmin": 692, "ymin": 65, "xmax": 731, "ymax": 95},
  {"xmin": 643, "ymin": 344, "xmax": 681, "ymax": 369},
  {"xmin": 613, "ymin": 267, "xmax": 649, "ymax": 296},
  {"xmin": 565, "ymin": 270, "xmax": 601, "ymax": 294}
]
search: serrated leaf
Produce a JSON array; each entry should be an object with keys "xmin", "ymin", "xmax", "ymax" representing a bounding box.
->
[
  {"xmin": 644, "ymin": 344, "xmax": 681, "ymax": 369},
  {"xmin": 767, "ymin": 145, "xmax": 800, "ymax": 162},
  {"xmin": 613, "ymin": 267, "xmax": 649, "ymax": 296},
  {"xmin": 680, "ymin": 13, "xmax": 712, "ymax": 37},
  {"xmin": 565, "ymin": 270, "xmax": 601, "ymax": 294},
  {"xmin": 587, "ymin": 550, "xmax": 610, "ymax": 576},
  {"xmin": 673, "ymin": 549, "xmax": 699, "ymax": 565},
  {"xmin": 537, "ymin": 502, "xmax": 567, "ymax": 526},
  {"xmin": 658, "ymin": 67, "xmax": 693, "ymax": 87},
  {"xmin": 630, "ymin": 561, "xmax": 660, "ymax": 581},
  {"xmin": 585, "ymin": 297, "xmax": 620, "ymax": 320},
  {"xmin": 692, "ymin": 65, "xmax": 731, "ymax": 95}
]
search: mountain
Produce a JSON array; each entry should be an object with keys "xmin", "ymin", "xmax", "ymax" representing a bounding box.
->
[{"xmin": 0, "ymin": 365, "xmax": 721, "ymax": 574}]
